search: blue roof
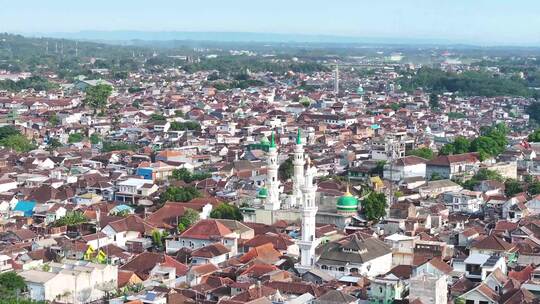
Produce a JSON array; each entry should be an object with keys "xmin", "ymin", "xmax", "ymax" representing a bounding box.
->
[
  {"xmin": 14, "ymin": 201, "xmax": 36, "ymax": 217},
  {"xmin": 370, "ymin": 124, "xmax": 381, "ymax": 130},
  {"xmin": 111, "ymin": 204, "xmax": 134, "ymax": 213}
]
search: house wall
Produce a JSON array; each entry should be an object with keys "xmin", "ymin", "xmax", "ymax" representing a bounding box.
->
[
  {"xmin": 409, "ymin": 274, "xmax": 447, "ymax": 304},
  {"xmin": 462, "ymin": 290, "xmax": 497, "ymax": 304}
]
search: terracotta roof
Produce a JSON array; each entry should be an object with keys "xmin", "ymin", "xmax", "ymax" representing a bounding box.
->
[
  {"xmin": 427, "ymin": 258, "xmax": 453, "ymax": 274},
  {"xmin": 239, "ymin": 243, "xmax": 282, "ymax": 264},
  {"xmin": 120, "ymin": 252, "xmax": 188, "ymax": 280},
  {"xmin": 427, "ymin": 152, "xmax": 480, "ymax": 166},
  {"xmin": 508, "ymin": 265, "xmax": 534, "ymax": 283},
  {"xmin": 240, "ymin": 264, "xmax": 279, "ymax": 278},
  {"xmin": 244, "ymin": 234, "xmax": 294, "ymax": 251},
  {"xmin": 180, "ymin": 219, "xmax": 233, "ymax": 240},
  {"xmin": 471, "ymin": 234, "xmax": 516, "ymax": 252},
  {"xmin": 191, "ymin": 243, "xmax": 230, "ymax": 258}
]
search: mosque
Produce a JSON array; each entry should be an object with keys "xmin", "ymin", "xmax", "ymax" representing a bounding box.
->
[{"xmin": 241, "ymin": 129, "xmax": 361, "ymax": 270}]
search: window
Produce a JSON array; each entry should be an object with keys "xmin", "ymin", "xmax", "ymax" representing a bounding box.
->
[
  {"xmin": 321, "ymin": 265, "xmax": 328, "ymax": 270},
  {"xmin": 465, "ymin": 301, "xmax": 474, "ymax": 304},
  {"xmin": 338, "ymin": 267, "xmax": 345, "ymax": 272}
]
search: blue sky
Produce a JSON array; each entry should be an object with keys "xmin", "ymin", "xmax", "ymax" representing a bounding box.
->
[{"xmin": 1, "ymin": 0, "xmax": 539, "ymax": 45}]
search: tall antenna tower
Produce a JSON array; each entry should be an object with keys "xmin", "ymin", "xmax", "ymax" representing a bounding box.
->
[
  {"xmin": 334, "ymin": 65, "xmax": 339, "ymax": 96},
  {"xmin": 75, "ymin": 41, "xmax": 78, "ymax": 57}
]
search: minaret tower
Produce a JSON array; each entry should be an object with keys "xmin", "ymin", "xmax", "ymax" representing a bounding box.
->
[
  {"xmin": 292, "ymin": 129, "xmax": 305, "ymax": 208},
  {"xmin": 264, "ymin": 132, "xmax": 281, "ymax": 211},
  {"xmin": 297, "ymin": 157, "xmax": 319, "ymax": 272}
]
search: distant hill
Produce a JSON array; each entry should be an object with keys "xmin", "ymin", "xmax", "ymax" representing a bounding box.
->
[{"xmin": 31, "ymin": 31, "xmax": 460, "ymax": 46}]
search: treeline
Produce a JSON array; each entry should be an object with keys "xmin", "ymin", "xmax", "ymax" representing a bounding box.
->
[
  {"xmin": 440, "ymin": 123, "xmax": 508, "ymax": 160},
  {"xmin": 399, "ymin": 67, "xmax": 533, "ymax": 97},
  {"xmin": 0, "ymin": 76, "xmax": 57, "ymax": 92},
  {"xmin": 183, "ymin": 55, "xmax": 329, "ymax": 75}
]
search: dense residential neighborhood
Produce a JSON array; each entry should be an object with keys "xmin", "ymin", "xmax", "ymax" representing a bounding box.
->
[{"xmin": 0, "ymin": 32, "xmax": 540, "ymax": 304}]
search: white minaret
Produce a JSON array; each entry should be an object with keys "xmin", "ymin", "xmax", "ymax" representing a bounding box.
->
[
  {"xmin": 297, "ymin": 157, "xmax": 319, "ymax": 272},
  {"xmin": 264, "ymin": 132, "xmax": 281, "ymax": 211},
  {"xmin": 292, "ymin": 129, "xmax": 305, "ymax": 208}
]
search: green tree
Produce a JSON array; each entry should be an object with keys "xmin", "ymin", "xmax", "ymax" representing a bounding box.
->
[
  {"xmin": 90, "ymin": 133, "xmax": 101, "ymax": 144},
  {"xmin": 527, "ymin": 102, "xmax": 540, "ymax": 125},
  {"xmin": 0, "ymin": 134, "xmax": 35, "ymax": 153},
  {"xmin": 0, "ymin": 272, "xmax": 27, "ymax": 298},
  {"xmin": 529, "ymin": 182, "xmax": 540, "ymax": 195},
  {"xmin": 68, "ymin": 133, "xmax": 85, "ymax": 143},
  {"xmin": 178, "ymin": 208, "xmax": 199, "ymax": 232},
  {"xmin": 278, "ymin": 157, "xmax": 294, "ymax": 181},
  {"xmin": 371, "ymin": 161, "xmax": 386, "ymax": 176},
  {"xmin": 52, "ymin": 211, "xmax": 88, "ymax": 227},
  {"xmin": 84, "ymin": 84, "xmax": 112, "ymax": 113},
  {"xmin": 170, "ymin": 121, "xmax": 201, "ymax": 131},
  {"xmin": 474, "ymin": 168, "xmax": 504, "ymax": 182},
  {"xmin": 0, "ymin": 126, "xmax": 20, "ymax": 140},
  {"xmin": 406, "ymin": 147, "xmax": 434, "ymax": 160},
  {"xmin": 454, "ymin": 297, "xmax": 465, "ymax": 304},
  {"xmin": 150, "ymin": 113, "xmax": 166, "ymax": 122},
  {"xmin": 46, "ymin": 138, "xmax": 62, "ymax": 151},
  {"xmin": 470, "ymin": 137, "xmax": 499, "ymax": 161},
  {"xmin": 210, "ymin": 203, "xmax": 243, "ymax": 221},
  {"xmin": 429, "ymin": 93, "xmax": 440, "ymax": 109},
  {"xmin": 439, "ymin": 136, "xmax": 471, "ymax": 156},
  {"xmin": 48, "ymin": 113, "xmax": 60, "ymax": 126},
  {"xmin": 102, "ymin": 141, "xmax": 137, "ymax": 152},
  {"xmin": 171, "ymin": 168, "xmax": 210, "ymax": 183},
  {"xmin": 505, "ymin": 179, "xmax": 524, "ymax": 197},
  {"xmin": 528, "ymin": 129, "xmax": 540, "ymax": 142},
  {"xmin": 362, "ymin": 192, "xmax": 387, "ymax": 222},
  {"xmin": 151, "ymin": 229, "xmax": 168, "ymax": 249},
  {"xmin": 159, "ymin": 186, "xmax": 201, "ymax": 203}
]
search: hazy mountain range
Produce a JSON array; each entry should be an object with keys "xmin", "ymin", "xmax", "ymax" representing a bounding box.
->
[{"xmin": 24, "ymin": 31, "xmax": 483, "ymax": 46}]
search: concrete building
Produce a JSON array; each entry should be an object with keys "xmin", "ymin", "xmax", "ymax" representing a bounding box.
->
[
  {"xmin": 21, "ymin": 260, "xmax": 117, "ymax": 303},
  {"xmin": 409, "ymin": 273, "xmax": 447, "ymax": 304}
]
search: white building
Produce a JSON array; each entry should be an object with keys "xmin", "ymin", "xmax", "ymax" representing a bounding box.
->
[
  {"xmin": 21, "ymin": 260, "xmax": 117, "ymax": 303},
  {"xmin": 383, "ymin": 156, "xmax": 427, "ymax": 182},
  {"xmin": 316, "ymin": 234, "xmax": 392, "ymax": 278}
]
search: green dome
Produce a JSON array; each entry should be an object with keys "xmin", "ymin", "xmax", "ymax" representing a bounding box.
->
[
  {"xmin": 257, "ymin": 187, "xmax": 268, "ymax": 199},
  {"xmin": 337, "ymin": 191, "xmax": 359, "ymax": 212},
  {"xmin": 260, "ymin": 136, "xmax": 270, "ymax": 145}
]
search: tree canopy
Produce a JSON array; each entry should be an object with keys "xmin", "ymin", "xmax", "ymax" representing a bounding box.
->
[
  {"xmin": 439, "ymin": 123, "xmax": 508, "ymax": 160},
  {"xmin": 159, "ymin": 186, "xmax": 201, "ymax": 203},
  {"xmin": 170, "ymin": 121, "xmax": 201, "ymax": 131},
  {"xmin": 178, "ymin": 208, "xmax": 199, "ymax": 232},
  {"xmin": 399, "ymin": 67, "xmax": 533, "ymax": 97},
  {"xmin": 362, "ymin": 192, "xmax": 387, "ymax": 222},
  {"xmin": 171, "ymin": 168, "xmax": 211, "ymax": 183},
  {"xmin": 52, "ymin": 211, "xmax": 88, "ymax": 227},
  {"xmin": 528, "ymin": 129, "xmax": 540, "ymax": 142},
  {"xmin": 278, "ymin": 157, "xmax": 294, "ymax": 181},
  {"xmin": 0, "ymin": 134, "xmax": 35, "ymax": 153},
  {"xmin": 210, "ymin": 203, "xmax": 243, "ymax": 221},
  {"xmin": 406, "ymin": 147, "xmax": 434, "ymax": 160},
  {"xmin": 84, "ymin": 84, "xmax": 112, "ymax": 112}
]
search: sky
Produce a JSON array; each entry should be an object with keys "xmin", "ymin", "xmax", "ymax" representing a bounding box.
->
[{"xmin": 1, "ymin": 0, "xmax": 539, "ymax": 46}]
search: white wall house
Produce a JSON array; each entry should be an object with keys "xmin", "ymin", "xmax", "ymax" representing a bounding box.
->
[
  {"xmin": 383, "ymin": 156, "xmax": 427, "ymax": 182},
  {"xmin": 21, "ymin": 260, "xmax": 117, "ymax": 303}
]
